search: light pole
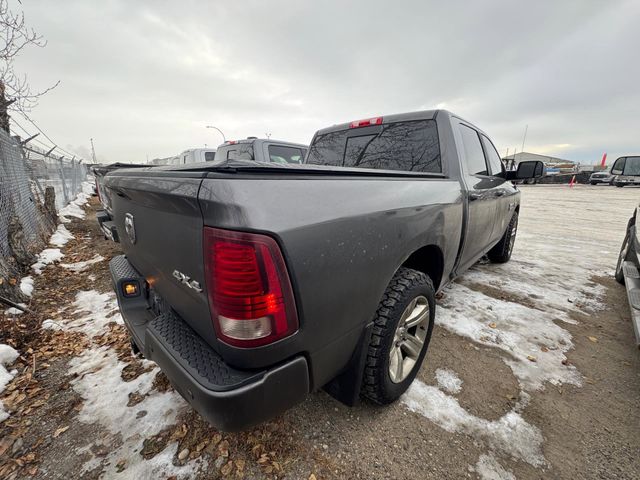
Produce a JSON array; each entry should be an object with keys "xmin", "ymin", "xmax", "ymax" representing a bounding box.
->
[{"xmin": 206, "ymin": 125, "xmax": 226, "ymax": 143}]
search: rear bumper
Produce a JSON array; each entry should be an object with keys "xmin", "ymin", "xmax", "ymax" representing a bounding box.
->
[{"xmin": 109, "ymin": 255, "xmax": 310, "ymax": 431}]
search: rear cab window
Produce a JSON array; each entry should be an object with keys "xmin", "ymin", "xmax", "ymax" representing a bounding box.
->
[
  {"xmin": 216, "ymin": 143, "xmax": 255, "ymax": 161},
  {"xmin": 306, "ymin": 119, "xmax": 441, "ymax": 173},
  {"xmin": 204, "ymin": 151, "xmax": 216, "ymax": 162},
  {"xmin": 268, "ymin": 145, "xmax": 306, "ymax": 164}
]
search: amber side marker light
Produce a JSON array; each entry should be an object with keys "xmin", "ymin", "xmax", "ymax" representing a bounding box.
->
[{"xmin": 122, "ymin": 281, "xmax": 140, "ymax": 297}]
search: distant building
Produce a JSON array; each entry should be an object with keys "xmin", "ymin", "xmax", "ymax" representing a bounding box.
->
[{"xmin": 502, "ymin": 151, "xmax": 578, "ymax": 175}]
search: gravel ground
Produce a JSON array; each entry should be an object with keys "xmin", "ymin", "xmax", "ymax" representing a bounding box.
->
[{"xmin": 1, "ymin": 184, "xmax": 639, "ymax": 479}]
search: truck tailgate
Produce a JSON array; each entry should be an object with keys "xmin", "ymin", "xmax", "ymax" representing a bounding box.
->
[{"xmin": 106, "ymin": 172, "xmax": 217, "ymax": 347}]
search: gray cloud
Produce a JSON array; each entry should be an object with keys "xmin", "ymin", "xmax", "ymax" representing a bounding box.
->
[{"xmin": 10, "ymin": 0, "xmax": 640, "ymax": 164}]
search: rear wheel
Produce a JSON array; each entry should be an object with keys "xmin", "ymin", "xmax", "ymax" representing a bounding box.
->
[
  {"xmin": 362, "ymin": 267, "xmax": 435, "ymax": 404},
  {"xmin": 615, "ymin": 182, "xmax": 625, "ymax": 188},
  {"xmin": 590, "ymin": 181, "xmax": 598, "ymax": 185},
  {"xmin": 488, "ymin": 211, "xmax": 519, "ymax": 263}
]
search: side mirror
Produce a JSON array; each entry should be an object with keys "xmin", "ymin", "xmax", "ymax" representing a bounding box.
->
[{"xmin": 506, "ymin": 160, "xmax": 545, "ymax": 180}]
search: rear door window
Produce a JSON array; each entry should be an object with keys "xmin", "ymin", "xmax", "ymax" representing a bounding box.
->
[
  {"xmin": 204, "ymin": 151, "xmax": 216, "ymax": 162},
  {"xmin": 624, "ymin": 156, "xmax": 640, "ymax": 175},
  {"xmin": 458, "ymin": 124, "xmax": 488, "ymax": 176},
  {"xmin": 268, "ymin": 145, "xmax": 305, "ymax": 164},
  {"xmin": 306, "ymin": 120, "xmax": 441, "ymax": 173},
  {"xmin": 481, "ymin": 135, "xmax": 504, "ymax": 176}
]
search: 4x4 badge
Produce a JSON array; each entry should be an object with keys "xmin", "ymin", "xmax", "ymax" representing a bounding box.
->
[{"xmin": 172, "ymin": 270, "xmax": 203, "ymax": 293}]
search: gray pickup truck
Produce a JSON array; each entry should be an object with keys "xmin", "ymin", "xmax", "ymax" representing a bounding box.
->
[{"xmin": 104, "ymin": 110, "xmax": 542, "ymax": 431}]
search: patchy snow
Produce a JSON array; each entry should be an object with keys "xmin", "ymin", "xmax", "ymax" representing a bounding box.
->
[
  {"xmin": 69, "ymin": 290, "xmax": 122, "ymax": 338},
  {"xmin": 69, "ymin": 347, "xmax": 199, "ymax": 478},
  {"xmin": 32, "ymin": 248, "xmax": 64, "ymax": 274},
  {"xmin": 41, "ymin": 319, "xmax": 63, "ymax": 331},
  {"xmin": 50, "ymin": 224, "xmax": 74, "ymax": 247},
  {"xmin": 4, "ymin": 304, "xmax": 26, "ymax": 315},
  {"xmin": 61, "ymin": 254, "xmax": 105, "ymax": 273},
  {"xmin": 402, "ymin": 380, "xmax": 545, "ymax": 467},
  {"xmin": 19, "ymin": 276, "xmax": 34, "ymax": 297},
  {"xmin": 59, "ymin": 180, "xmax": 94, "ymax": 222},
  {"xmin": 474, "ymin": 454, "xmax": 516, "ymax": 480},
  {"xmin": 435, "ymin": 368, "xmax": 463, "ymax": 394},
  {"xmin": 0, "ymin": 344, "xmax": 19, "ymax": 422},
  {"xmin": 437, "ymin": 284, "xmax": 581, "ymax": 391}
]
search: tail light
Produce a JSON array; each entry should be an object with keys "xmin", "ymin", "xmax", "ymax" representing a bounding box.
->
[
  {"xmin": 203, "ymin": 227, "xmax": 298, "ymax": 347},
  {"xmin": 349, "ymin": 116, "xmax": 383, "ymax": 129}
]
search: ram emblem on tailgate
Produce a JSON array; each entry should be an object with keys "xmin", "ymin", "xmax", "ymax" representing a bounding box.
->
[{"xmin": 172, "ymin": 270, "xmax": 203, "ymax": 293}]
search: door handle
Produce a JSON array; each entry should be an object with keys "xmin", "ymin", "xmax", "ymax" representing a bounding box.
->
[{"xmin": 469, "ymin": 192, "xmax": 482, "ymax": 201}]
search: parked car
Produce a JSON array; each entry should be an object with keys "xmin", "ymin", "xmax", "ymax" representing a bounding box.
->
[
  {"xmin": 150, "ymin": 148, "xmax": 217, "ymax": 166},
  {"xmin": 611, "ymin": 156, "xmax": 640, "ymax": 187},
  {"xmin": 102, "ymin": 110, "xmax": 543, "ymax": 431},
  {"xmin": 589, "ymin": 170, "xmax": 613, "ymax": 185},
  {"xmin": 615, "ymin": 208, "xmax": 640, "ymax": 347},
  {"xmin": 214, "ymin": 137, "xmax": 307, "ymax": 164}
]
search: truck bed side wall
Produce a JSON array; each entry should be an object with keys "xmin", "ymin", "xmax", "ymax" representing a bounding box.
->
[{"xmin": 199, "ymin": 176, "xmax": 463, "ymax": 388}]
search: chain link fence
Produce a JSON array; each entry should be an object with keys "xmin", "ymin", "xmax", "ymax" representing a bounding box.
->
[{"xmin": 0, "ymin": 127, "xmax": 88, "ymax": 302}]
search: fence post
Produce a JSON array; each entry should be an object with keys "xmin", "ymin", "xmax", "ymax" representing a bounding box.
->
[{"xmin": 57, "ymin": 156, "xmax": 69, "ymax": 204}]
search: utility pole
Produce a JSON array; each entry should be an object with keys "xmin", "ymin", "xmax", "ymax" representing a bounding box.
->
[
  {"xmin": 90, "ymin": 137, "xmax": 97, "ymax": 163},
  {"xmin": 520, "ymin": 125, "xmax": 528, "ymax": 155}
]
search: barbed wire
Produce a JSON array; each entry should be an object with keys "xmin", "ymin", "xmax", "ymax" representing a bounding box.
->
[{"xmin": 8, "ymin": 111, "xmax": 85, "ymax": 161}]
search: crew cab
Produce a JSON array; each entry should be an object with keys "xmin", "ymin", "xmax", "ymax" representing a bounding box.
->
[
  {"xmin": 103, "ymin": 110, "xmax": 543, "ymax": 431},
  {"xmin": 611, "ymin": 156, "xmax": 640, "ymax": 187},
  {"xmin": 214, "ymin": 138, "xmax": 307, "ymax": 164}
]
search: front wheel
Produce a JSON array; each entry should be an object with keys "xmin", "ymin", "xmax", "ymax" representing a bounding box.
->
[
  {"xmin": 488, "ymin": 211, "xmax": 519, "ymax": 263},
  {"xmin": 590, "ymin": 181, "xmax": 598, "ymax": 185},
  {"xmin": 362, "ymin": 267, "xmax": 435, "ymax": 405},
  {"xmin": 615, "ymin": 183, "xmax": 625, "ymax": 188}
]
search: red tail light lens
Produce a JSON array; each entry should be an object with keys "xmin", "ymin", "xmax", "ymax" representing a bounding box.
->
[
  {"xmin": 349, "ymin": 116, "xmax": 383, "ymax": 129},
  {"xmin": 203, "ymin": 227, "xmax": 298, "ymax": 347}
]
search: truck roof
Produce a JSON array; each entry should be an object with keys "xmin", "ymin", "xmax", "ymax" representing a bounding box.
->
[{"xmin": 218, "ymin": 138, "xmax": 308, "ymax": 149}]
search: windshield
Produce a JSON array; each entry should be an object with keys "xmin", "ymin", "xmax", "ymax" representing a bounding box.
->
[
  {"xmin": 305, "ymin": 120, "xmax": 441, "ymax": 173},
  {"xmin": 625, "ymin": 156, "xmax": 640, "ymax": 175}
]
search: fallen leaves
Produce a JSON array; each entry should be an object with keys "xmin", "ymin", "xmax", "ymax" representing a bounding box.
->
[{"xmin": 52, "ymin": 426, "xmax": 69, "ymax": 438}]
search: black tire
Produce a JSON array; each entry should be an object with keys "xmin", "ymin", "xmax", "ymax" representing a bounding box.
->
[
  {"xmin": 488, "ymin": 211, "xmax": 519, "ymax": 263},
  {"xmin": 615, "ymin": 183, "xmax": 624, "ymax": 188},
  {"xmin": 590, "ymin": 181, "xmax": 597, "ymax": 185},
  {"xmin": 615, "ymin": 218, "xmax": 635, "ymax": 284},
  {"xmin": 362, "ymin": 267, "xmax": 435, "ymax": 405}
]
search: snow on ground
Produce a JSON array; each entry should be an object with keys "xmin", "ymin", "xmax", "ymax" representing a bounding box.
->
[
  {"xmin": 32, "ymin": 248, "xmax": 64, "ymax": 275},
  {"xmin": 69, "ymin": 348, "xmax": 199, "ymax": 479},
  {"xmin": 403, "ymin": 380, "xmax": 545, "ymax": 468},
  {"xmin": 61, "ymin": 254, "xmax": 105, "ymax": 273},
  {"xmin": 435, "ymin": 368, "xmax": 463, "ymax": 394},
  {"xmin": 67, "ymin": 290, "xmax": 123, "ymax": 338},
  {"xmin": 19, "ymin": 276, "xmax": 34, "ymax": 297},
  {"xmin": 4, "ymin": 304, "xmax": 26, "ymax": 315},
  {"xmin": 49, "ymin": 224, "xmax": 74, "ymax": 247},
  {"xmin": 59, "ymin": 180, "xmax": 95, "ymax": 222},
  {"xmin": 52, "ymin": 285, "xmax": 199, "ymax": 478},
  {"xmin": 0, "ymin": 344, "xmax": 19, "ymax": 422},
  {"xmin": 402, "ymin": 186, "xmax": 640, "ymax": 475},
  {"xmin": 474, "ymin": 454, "xmax": 516, "ymax": 480}
]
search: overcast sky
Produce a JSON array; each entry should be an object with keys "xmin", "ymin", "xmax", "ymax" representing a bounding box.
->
[{"xmin": 10, "ymin": 0, "xmax": 640, "ymax": 164}]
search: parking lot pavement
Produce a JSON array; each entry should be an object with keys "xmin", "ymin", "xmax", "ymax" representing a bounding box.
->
[{"xmin": 2, "ymin": 186, "xmax": 640, "ymax": 480}]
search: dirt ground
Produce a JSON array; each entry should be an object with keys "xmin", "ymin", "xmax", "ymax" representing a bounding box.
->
[{"xmin": 1, "ymin": 184, "xmax": 639, "ymax": 480}]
